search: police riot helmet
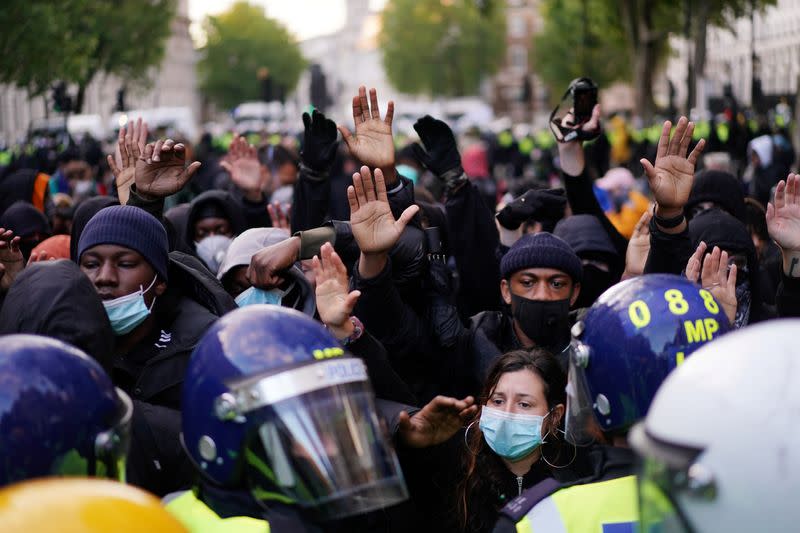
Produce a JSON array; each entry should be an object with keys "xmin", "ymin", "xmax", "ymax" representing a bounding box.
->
[
  {"xmin": 630, "ymin": 320, "xmax": 800, "ymax": 532},
  {"xmin": 566, "ymin": 274, "xmax": 730, "ymax": 445},
  {"xmin": 0, "ymin": 478, "xmax": 187, "ymax": 532},
  {"xmin": 181, "ymin": 305, "xmax": 407, "ymax": 521},
  {"xmin": 0, "ymin": 334, "xmax": 132, "ymax": 486}
]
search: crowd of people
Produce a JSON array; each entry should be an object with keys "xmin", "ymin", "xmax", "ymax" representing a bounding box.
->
[{"xmin": 1, "ymin": 84, "xmax": 799, "ymax": 532}]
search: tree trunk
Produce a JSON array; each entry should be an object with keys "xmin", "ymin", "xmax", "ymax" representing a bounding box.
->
[{"xmin": 74, "ymin": 83, "xmax": 86, "ymax": 114}]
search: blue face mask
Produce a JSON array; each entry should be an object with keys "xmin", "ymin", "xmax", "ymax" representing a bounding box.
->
[
  {"xmin": 103, "ymin": 276, "xmax": 158, "ymax": 336},
  {"xmin": 396, "ymin": 164, "xmax": 419, "ymax": 184},
  {"xmin": 235, "ymin": 286, "xmax": 286, "ymax": 307},
  {"xmin": 479, "ymin": 405, "xmax": 548, "ymax": 461}
]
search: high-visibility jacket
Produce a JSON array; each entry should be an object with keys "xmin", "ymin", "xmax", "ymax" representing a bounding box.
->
[
  {"xmin": 164, "ymin": 490, "xmax": 269, "ymax": 533},
  {"xmin": 514, "ymin": 475, "xmax": 638, "ymax": 533}
]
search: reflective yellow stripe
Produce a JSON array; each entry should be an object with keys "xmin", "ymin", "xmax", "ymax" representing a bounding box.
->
[
  {"xmin": 516, "ymin": 515, "xmax": 533, "ymax": 533},
  {"xmin": 520, "ymin": 475, "xmax": 638, "ymax": 532},
  {"xmin": 165, "ymin": 491, "xmax": 269, "ymax": 533},
  {"xmin": 551, "ymin": 475, "xmax": 638, "ymax": 532}
]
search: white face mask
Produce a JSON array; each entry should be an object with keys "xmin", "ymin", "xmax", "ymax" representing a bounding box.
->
[{"xmin": 103, "ymin": 276, "xmax": 158, "ymax": 335}]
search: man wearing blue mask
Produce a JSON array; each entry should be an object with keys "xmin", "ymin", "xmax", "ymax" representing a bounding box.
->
[{"xmin": 77, "ymin": 204, "xmax": 218, "ymax": 413}]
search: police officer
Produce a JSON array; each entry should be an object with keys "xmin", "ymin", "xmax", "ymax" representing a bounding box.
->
[
  {"xmin": 493, "ymin": 274, "xmax": 730, "ymax": 532},
  {"xmin": 630, "ymin": 320, "xmax": 800, "ymax": 532},
  {"xmin": 165, "ymin": 304, "xmax": 475, "ymax": 532},
  {"xmin": 0, "ymin": 478, "xmax": 187, "ymax": 533},
  {"xmin": 0, "ymin": 334, "xmax": 132, "ymax": 486}
]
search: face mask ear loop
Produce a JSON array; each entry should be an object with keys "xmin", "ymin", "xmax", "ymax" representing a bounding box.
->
[{"xmin": 143, "ymin": 275, "xmax": 159, "ymax": 312}]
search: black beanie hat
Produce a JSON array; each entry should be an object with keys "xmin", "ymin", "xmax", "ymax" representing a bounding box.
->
[
  {"xmin": 77, "ymin": 205, "xmax": 169, "ymax": 280},
  {"xmin": 686, "ymin": 170, "xmax": 746, "ymax": 222},
  {"xmin": 500, "ymin": 232, "xmax": 582, "ymax": 282},
  {"xmin": 0, "ymin": 201, "xmax": 51, "ymax": 238}
]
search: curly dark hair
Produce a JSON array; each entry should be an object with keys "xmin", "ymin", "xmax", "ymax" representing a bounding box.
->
[{"xmin": 455, "ymin": 348, "xmax": 567, "ymax": 532}]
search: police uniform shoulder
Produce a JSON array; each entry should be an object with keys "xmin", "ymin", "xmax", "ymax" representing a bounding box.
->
[{"xmin": 498, "ymin": 477, "xmax": 562, "ymax": 523}]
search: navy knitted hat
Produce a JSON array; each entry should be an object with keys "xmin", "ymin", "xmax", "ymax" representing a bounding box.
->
[
  {"xmin": 77, "ymin": 205, "xmax": 169, "ymax": 280},
  {"xmin": 500, "ymin": 232, "xmax": 582, "ymax": 282}
]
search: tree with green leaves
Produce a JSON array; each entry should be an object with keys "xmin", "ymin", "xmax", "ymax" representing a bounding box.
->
[
  {"xmin": 197, "ymin": 1, "xmax": 306, "ymax": 110},
  {"xmin": 0, "ymin": 0, "xmax": 175, "ymax": 112},
  {"xmin": 380, "ymin": 0, "xmax": 506, "ymax": 97},
  {"xmin": 532, "ymin": 0, "xmax": 631, "ymax": 105}
]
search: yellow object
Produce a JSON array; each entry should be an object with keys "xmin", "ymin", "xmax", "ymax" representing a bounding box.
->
[
  {"xmin": 605, "ymin": 190, "xmax": 650, "ymax": 239},
  {"xmin": 0, "ymin": 478, "xmax": 188, "ymax": 533},
  {"xmin": 165, "ymin": 490, "xmax": 269, "ymax": 533},
  {"xmin": 515, "ymin": 475, "xmax": 638, "ymax": 532},
  {"xmin": 608, "ymin": 116, "xmax": 631, "ymax": 165}
]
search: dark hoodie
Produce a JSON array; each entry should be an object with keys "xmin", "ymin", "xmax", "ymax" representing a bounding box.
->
[
  {"xmin": 688, "ymin": 208, "xmax": 775, "ymax": 325},
  {"xmin": 554, "ymin": 214, "xmax": 622, "ymax": 309},
  {"xmin": 0, "ymin": 259, "xmax": 113, "ymax": 372},
  {"xmin": 0, "ymin": 259, "xmax": 194, "ymax": 497},
  {"xmin": 184, "ymin": 190, "xmax": 247, "ymax": 250},
  {"xmin": 685, "ymin": 170, "xmax": 746, "ymax": 222},
  {"xmin": 0, "ymin": 168, "xmax": 49, "ymax": 214},
  {"xmin": 0, "ymin": 201, "xmax": 52, "ymax": 259}
]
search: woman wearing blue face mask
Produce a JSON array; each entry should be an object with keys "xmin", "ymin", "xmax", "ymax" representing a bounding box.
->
[{"xmin": 454, "ymin": 349, "xmax": 576, "ymax": 533}]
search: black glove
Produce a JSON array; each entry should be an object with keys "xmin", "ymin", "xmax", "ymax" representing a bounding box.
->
[
  {"xmin": 496, "ymin": 188, "xmax": 567, "ymax": 230},
  {"xmin": 411, "ymin": 115, "xmax": 463, "ymax": 177},
  {"xmin": 301, "ymin": 109, "xmax": 339, "ymax": 173}
]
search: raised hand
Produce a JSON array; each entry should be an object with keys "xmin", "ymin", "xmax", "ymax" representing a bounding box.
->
[
  {"xmin": 0, "ymin": 228, "xmax": 24, "ymax": 292},
  {"xmin": 338, "ymin": 86, "xmax": 396, "ymax": 183},
  {"xmin": 640, "ymin": 117, "xmax": 705, "ymax": 217},
  {"xmin": 412, "ymin": 115, "xmax": 462, "ymax": 177},
  {"xmin": 397, "ymin": 395, "xmax": 477, "ymax": 448},
  {"xmin": 220, "ymin": 135, "xmax": 263, "ymax": 200},
  {"xmin": 312, "ymin": 243, "xmax": 361, "ymax": 338},
  {"xmin": 348, "ymin": 166, "xmax": 419, "ymax": 255},
  {"xmin": 767, "ymin": 174, "xmax": 800, "ymax": 266},
  {"xmin": 302, "ymin": 109, "xmax": 339, "ymax": 172},
  {"xmin": 247, "ymin": 236, "xmax": 301, "ymax": 289},
  {"xmin": 622, "ymin": 208, "xmax": 653, "ymax": 280},
  {"xmin": 108, "ymin": 118, "xmax": 148, "ymax": 205},
  {"xmin": 685, "ymin": 242, "xmax": 737, "ymax": 324},
  {"xmin": 135, "ymin": 139, "xmax": 201, "ymax": 200},
  {"xmin": 267, "ymin": 201, "xmax": 291, "ymax": 232}
]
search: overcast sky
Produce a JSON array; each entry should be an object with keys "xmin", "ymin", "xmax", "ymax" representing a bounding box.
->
[{"xmin": 188, "ymin": 0, "xmax": 386, "ymax": 43}]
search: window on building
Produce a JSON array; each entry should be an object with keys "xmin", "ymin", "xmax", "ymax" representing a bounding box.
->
[
  {"xmin": 509, "ymin": 17, "xmax": 526, "ymax": 38},
  {"xmin": 509, "ymin": 45, "xmax": 528, "ymax": 72}
]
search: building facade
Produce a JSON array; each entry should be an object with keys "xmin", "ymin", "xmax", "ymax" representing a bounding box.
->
[{"xmin": 665, "ymin": 0, "xmax": 800, "ymax": 115}]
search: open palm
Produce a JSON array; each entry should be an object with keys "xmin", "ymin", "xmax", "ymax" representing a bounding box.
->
[
  {"xmin": 640, "ymin": 117, "xmax": 705, "ymax": 211},
  {"xmin": 348, "ymin": 166, "xmax": 418, "ymax": 255},
  {"xmin": 313, "ymin": 243, "xmax": 360, "ymax": 329},
  {"xmin": 220, "ymin": 135, "xmax": 262, "ymax": 192},
  {"xmin": 135, "ymin": 139, "xmax": 201, "ymax": 199},
  {"xmin": 339, "ymin": 86, "xmax": 395, "ymax": 171},
  {"xmin": 767, "ymin": 174, "xmax": 800, "ymax": 250}
]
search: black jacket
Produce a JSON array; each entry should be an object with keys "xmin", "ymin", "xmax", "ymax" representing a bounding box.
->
[{"xmin": 112, "ymin": 253, "xmax": 233, "ymax": 407}]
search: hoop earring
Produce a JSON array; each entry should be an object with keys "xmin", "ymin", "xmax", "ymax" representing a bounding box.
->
[
  {"xmin": 540, "ymin": 431, "xmax": 577, "ymax": 469},
  {"xmin": 464, "ymin": 420, "xmax": 480, "ymax": 456}
]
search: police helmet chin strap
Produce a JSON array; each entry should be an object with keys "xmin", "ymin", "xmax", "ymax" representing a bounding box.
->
[{"xmin": 549, "ymin": 78, "xmax": 602, "ymax": 144}]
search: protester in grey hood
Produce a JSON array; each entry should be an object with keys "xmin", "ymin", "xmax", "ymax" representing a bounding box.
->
[
  {"xmin": 689, "ymin": 208, "xmax": 775, "ymax": 326},
  {"xmin": 554, "ymin": 214, "xmax": 621, "ymax": 309}
]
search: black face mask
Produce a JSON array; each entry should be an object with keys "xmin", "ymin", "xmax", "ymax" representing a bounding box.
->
[
  {"xmin": 510, "ymin": 293, "xmax": 572, "ymax": 352},
  {"xmin": 574, "ymin": 265, "xmax": 615, "ymax": 309}
]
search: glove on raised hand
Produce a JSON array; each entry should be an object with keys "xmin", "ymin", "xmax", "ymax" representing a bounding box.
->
[
  {"xmin": 496, "ymin": 188, "xmax": 567, "ymax": 230},
  {"xmin": 412, "ymin": 115, "xmax": 463, "ymax": 179},
  {"xmin": 301, "ymin": 109, "xmax": 339, "ymax": 173}
]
